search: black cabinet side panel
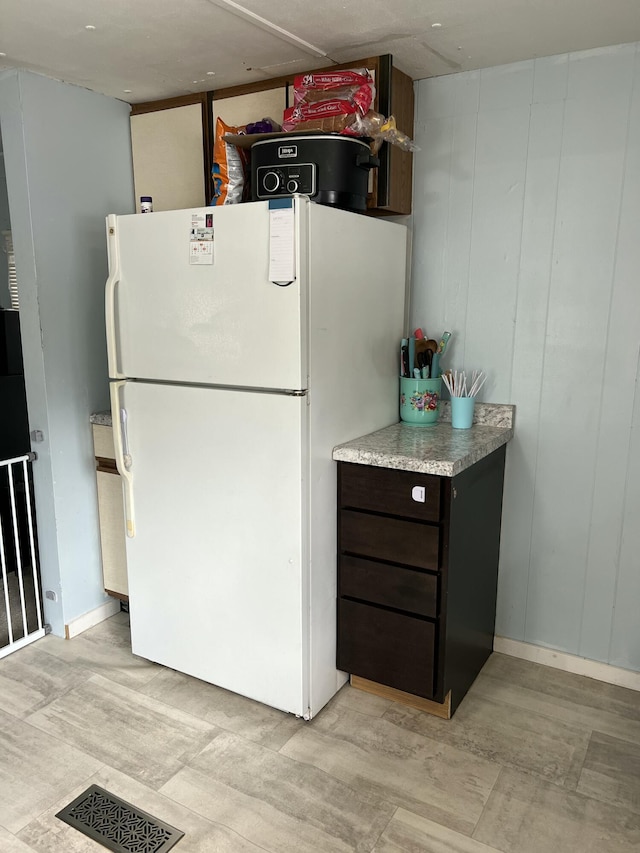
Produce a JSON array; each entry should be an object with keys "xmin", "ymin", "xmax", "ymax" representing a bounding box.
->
[{"xmin": 444, "ymin": 446, "xmax": 507, "ymax": 712}]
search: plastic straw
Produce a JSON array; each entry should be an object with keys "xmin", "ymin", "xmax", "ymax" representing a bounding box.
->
[{"xmin": 442, "ymin": 369, "xmax": 486, "ymax": 398}]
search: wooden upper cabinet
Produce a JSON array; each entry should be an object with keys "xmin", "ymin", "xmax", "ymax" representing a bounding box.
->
[
  {"xmin": 378, "ymin": 58, "xmax": 415, "ymax": 216},
  {"xmin": 130, "ymin": 54, "xmax": 414, "ymax": 216}
]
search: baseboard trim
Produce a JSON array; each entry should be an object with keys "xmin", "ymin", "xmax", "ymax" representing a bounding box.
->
[
  {"xmin": 494, "ymin": 636, "xmax": 640, "ymax": 692},
  {"xmin": 64, "ymin": 598, "xmax": 121, "ymax": 640}
]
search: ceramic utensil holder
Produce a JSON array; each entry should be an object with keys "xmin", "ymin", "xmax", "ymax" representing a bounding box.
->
[{"xmin": 400, "ymin": 377, "xmax": 442, "ymax": 426}]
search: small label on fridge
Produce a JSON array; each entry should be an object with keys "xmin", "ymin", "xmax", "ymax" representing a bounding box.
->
[
  {"xmin": 189, "ymin": 212, "xmax": 214, "ymax": 265},
  {"xmin": 268, "ymin": 199, "xmax": 295, "ymax": 284}
]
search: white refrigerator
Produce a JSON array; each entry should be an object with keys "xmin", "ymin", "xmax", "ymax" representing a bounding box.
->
[{"xmin": 106, "ymin": 197, "xmax": 406, "ymax": 719}]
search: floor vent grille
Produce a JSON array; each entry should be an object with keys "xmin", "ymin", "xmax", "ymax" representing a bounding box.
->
[{"xmin": 56, "ymin": 785, "xmax": 184, "ymax": 852}]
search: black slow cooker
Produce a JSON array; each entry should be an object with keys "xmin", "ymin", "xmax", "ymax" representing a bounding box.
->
[{"xmin": 251, "ymin": 134, "xmax": 378, "ymax": 212}]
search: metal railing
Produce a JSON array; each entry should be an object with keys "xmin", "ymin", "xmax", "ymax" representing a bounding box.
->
[{"xmin": 0, "ymin": 453, "xmax": 44, "ymax": 658}]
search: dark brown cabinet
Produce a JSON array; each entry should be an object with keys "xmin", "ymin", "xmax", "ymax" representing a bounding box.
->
[
  {"xmin": 131, "ymin": 54, "xmax": 414, "ymax": 216},
  {"xmin": 336, "ymin": 446, "xmax": 507, "ymax": 717}
]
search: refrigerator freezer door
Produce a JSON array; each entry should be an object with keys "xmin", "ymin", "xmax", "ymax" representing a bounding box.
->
[
  {"xmin": 108, "ymin": 203, "xmax": 305, "ymax": 390},
  {"xmin": 118, "ymin": 380, "xmax": 309, "ymax": 717}
]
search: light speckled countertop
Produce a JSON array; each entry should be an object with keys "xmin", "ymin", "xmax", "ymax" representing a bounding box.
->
[
  {"xmin": 92, "ymin": 402, "xmax": 514, "ymax": 477},
  {"xmin": 90, "ymin": 411, "xmax": 112, "ymax": 426},
  {"xmin": 332, "ymin": 403, "xmax": 515, "ymax": 477}
]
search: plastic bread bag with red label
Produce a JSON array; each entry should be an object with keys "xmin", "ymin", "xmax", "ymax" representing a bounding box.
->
[
  {"xmin": 210, "ymin": 117, "xmax": 250, "ymax": 205},
  {"xmin": 294, "ymin": 69, "xmax": 374, "ymax": 101},
  {"xmin": 282, "ymin": 99, "xmax": 363, "ymax": 133},
  {"xmin": 293, "ymin": 69, "xmax": 375, "ymax": 112},
  {"xmin": 283, "ymin": 67, "xmax": 376, "ymax": 134}
]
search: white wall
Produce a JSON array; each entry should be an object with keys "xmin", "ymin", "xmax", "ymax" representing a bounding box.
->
[
  {"xmin": 0, "ymin": 70, "xmax": 135, "ymax": 636},
  {"xmin": 411, "ymin": 43, "xmax": 640, "ymax": 672}
]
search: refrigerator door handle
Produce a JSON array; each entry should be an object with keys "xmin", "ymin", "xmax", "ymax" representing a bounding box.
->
[
  {"xmin": 105, "ymin": 214, "xmax": 125, "ymax": 380},
  {"xmin": 110, "ymin": 381, "xmax": 136, "ymax": 538}
]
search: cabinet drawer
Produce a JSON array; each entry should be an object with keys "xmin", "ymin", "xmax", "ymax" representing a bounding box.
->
[
  {"xmin": 339, "ymin": 462, "xmax": 441, "ymax": 521},
  {"xmin": 339, "ymin": 463, "xmax": 440, "ymax": 521},
  {"xmin": 337, "ymin": 599, "xmax": 435, "ymax": 698},
  {"xmin": 92, "ymin": 423, "xmax": 115, "ymax": 460},
  {"xmin": 96, "ymin": 469, "xmax": 128, "ymax": 597},
  {"xmin": 339, "ymin": 555, "xmax": 437, "ymax": 618},
  {"xmin": 340, "ymin": 509, "xmax": 440, "ymax": 571}
]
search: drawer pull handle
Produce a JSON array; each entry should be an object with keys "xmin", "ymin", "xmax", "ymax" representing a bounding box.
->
[{"xmin": 411, "ymin": 485, "xmax": 426, "ymax": 503}]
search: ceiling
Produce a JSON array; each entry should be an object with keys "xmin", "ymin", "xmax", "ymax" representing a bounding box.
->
[{"xmin": 1, "ymin": 0, "xmax": 640, "ymax": 104}]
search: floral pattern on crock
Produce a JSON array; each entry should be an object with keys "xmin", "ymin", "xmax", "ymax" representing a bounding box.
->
[{"xmin": 403, "ymin": 391, "xmax": 439, "ymax": 412}]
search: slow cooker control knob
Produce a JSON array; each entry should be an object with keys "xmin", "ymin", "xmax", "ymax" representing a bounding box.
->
[
  {"xmin": 286, "ymin": 179, "xmax": 299, "ymax": 193},
  {"xmin": 263, "ymin": 171, "xmax": 281, "ymax": 193}
]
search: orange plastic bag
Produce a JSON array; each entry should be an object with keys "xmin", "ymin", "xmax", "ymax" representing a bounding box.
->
[{"xmin": 211, "ymin": 117, "xmax": 250, "ymax": 205}]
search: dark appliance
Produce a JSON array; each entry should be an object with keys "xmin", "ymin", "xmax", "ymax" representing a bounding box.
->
[
  {"xmin": 0, "ymin": 309, "xmax": 32, "ymax": 583},
  {"xmin": 251, "ymin": 134, "xmax": 378, "ymax": 212},
  {"xmin": 0, "ymin": 309, "xmax": 30, "ymax": 459}
]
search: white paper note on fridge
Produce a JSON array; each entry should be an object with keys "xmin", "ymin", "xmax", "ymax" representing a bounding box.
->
[{"xmin": 268, "ymin": 201, "xmax": 296, "ymax": 284}]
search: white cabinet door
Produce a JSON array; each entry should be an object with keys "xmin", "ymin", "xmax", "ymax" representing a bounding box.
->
[
  {"xmin": 130, "ymin": 104, "xmax": 206, "ymax": 212},
  {"xmin": 213, "ymin": 89, "xmax": 287, "ymax": 129},
  {"xmin": 96, "ymin": 469, "xmax": 129, "ymax": 598},
  {"xmin": 93, "ymin": 424, "xmax": 129, "ymax": 599}
]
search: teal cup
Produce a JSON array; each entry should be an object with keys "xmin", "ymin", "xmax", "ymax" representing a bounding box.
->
[
  {"xmin": 400, "ymin": 377, "xmax": 442, "ymax": 426},
  {"xmin": 450, "ymin": 396, "xmax": 475, "ymax": 429}
]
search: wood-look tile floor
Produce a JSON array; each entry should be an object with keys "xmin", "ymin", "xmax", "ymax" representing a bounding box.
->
[{"xmin": 0, "ymin": 611, "xmax": 639, "ymax": 852}]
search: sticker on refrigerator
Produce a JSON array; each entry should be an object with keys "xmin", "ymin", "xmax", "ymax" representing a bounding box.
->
[{"xmin": 189, "ymin": 212, "xmax": 214, "ymax": 265}]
